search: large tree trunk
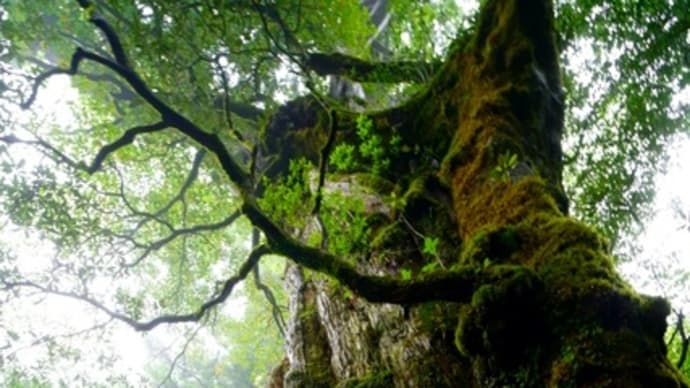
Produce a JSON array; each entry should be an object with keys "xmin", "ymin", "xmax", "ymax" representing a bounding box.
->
[{"xmin": 268, "ymin": 0, "xmax": 689, "ymax": 386}]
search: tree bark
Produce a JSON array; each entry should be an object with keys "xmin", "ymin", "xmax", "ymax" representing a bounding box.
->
[{"xmin": 267, "ymin": 0, "xmax": 690, "ymax": 386}]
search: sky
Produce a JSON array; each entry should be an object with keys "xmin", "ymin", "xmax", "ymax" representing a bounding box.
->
[{"xmin": 619, "ymin": 137, "xmax": 690, "ymax": 306}]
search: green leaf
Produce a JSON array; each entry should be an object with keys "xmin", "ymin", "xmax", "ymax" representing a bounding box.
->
[
  {"xmin": 401, "ymin": 269, "xmax": 412, "ymax": 280},
  {"xmin": 421, "ymin": 261, "xmax": 438, "ymax": 273},
  {"xmin": 422, "ymin": 236, "xmax": 439, "ymax": 257}
]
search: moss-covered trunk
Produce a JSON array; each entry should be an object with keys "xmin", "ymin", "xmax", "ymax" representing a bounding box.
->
[{"xmin": 268, "ymin": 0, "xmax": 689, "ymax": 386}]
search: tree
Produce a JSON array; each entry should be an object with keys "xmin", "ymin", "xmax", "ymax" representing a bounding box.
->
[{"xmin": 0, "ymin": 0, "xmax": 689, "ymax": 386}]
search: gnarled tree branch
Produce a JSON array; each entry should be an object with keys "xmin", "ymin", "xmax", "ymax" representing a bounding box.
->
[
  {"xmin": 242, "ymin": 201, "xmax": 541, "ymax": 305},
  {"xmin": 305, "ymin": 52, "xmax": 440, "ymax": 83}
]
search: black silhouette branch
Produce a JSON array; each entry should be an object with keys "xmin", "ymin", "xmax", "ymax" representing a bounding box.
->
[
  {"xmin": 102, "ymin": 165, "xmax": 176, "ymax": 235},
  {"xmin": 253, "ymin": 265, "xmax": 286, "ymax": 337},
  {"xmin": 23, "ymin": 17, "xmax": 251, "ymax": 190},
  {"xmin": 0, "ymin": 134, "xmax": 84, "ymax": 170},
  {"xmin": 75, "ymin": 0, "xmax": 130, "ymax": 67},
  {"xmin": 153, "ymin": 149, "xmax": 206, "ymax": 217}
]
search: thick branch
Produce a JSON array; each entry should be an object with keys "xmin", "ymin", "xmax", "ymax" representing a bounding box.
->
[
  {"xmin": 212, "ymin": 98, "xmax": 264, "ymax": 121},
  {"xmin": 242, "ymin": 201, "xmax": 541, "ymax": 304},
  {"xmin": 75, "ymin": 0, "xmax": 130, "ymax": 67},
  {"xmin": 305, "ymin": 52, "xmax": 439, "ymax": 83}
]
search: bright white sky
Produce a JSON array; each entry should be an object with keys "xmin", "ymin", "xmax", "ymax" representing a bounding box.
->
[{"xmin": 619, "ymin": 137, "xmax": 690, "ymax": 306}]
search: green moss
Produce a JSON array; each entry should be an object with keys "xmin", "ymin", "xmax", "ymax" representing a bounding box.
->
[
  {"xmin": 285, "ymin": 372, "xmax": 332, "ymax": 388},
  {"xmin": 352, "ymin": 173, "xmax": 396, "ymax": 194},
  {"xmin": 370, "ymin": 222, "xmax": 407, "ymax": 251},
  {"xmin": 470, "ymin": 284, "xmax": 498, "ymax": 307},
  {"xmin": 526, "ymin": 215, "xmax": 609, "ymax": 260},
  {"xmin": 639, "ymin": 295, "xmax": 671, "ymax": 341},
  {"xmin": 336, "ymin": 371, "xmax": 393, "ymax": 388},
  {"xmin": 454, "ymin": 264, "xmax": 544, "ymax": 366},
  {"xmin": 460, "ymin": 224, "xmax": 522, "ymax": 265}
]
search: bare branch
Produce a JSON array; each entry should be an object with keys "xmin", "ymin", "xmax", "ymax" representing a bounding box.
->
[
  {"xmin": 2, "ymin": 121, "xmax": 167, "ymax": 174},
  {"xmin": 253, "ymin": 265, "xmax": 286, "ymax": 337},
  {"xmin": 5, "ymin": 318, "xmax": 114, "ymax": 358},
  {"xmin": 152, "ymin": 149, "xmax": 206, "ymax": 218},
  {"xmin": 110, "ymin": 165, "xmax": 176, "ymax": 233},
  {"xmin": 20, "ymin": 66, "xmax": 75, "ymax": 109}
]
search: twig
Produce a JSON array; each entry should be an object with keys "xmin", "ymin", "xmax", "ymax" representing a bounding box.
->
[
  {"xmin": 157, "ymin": 324, "xmax": 204, "ymax": 388},
  {"xmin": 2, "ymin": 244, "xmax": 271, "ymax": 331},
  {"xmin": 124, "ymin": 210, "xmax": 242, "ymax": 268},
  {"xmin": 251, "ymin": 228, "xmax": 286, "ymax": 336}
]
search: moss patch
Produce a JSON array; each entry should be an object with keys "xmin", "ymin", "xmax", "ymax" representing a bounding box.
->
[{"xmin": 335, "ymin": 371, "xmax": 393, "ymax": 388}]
